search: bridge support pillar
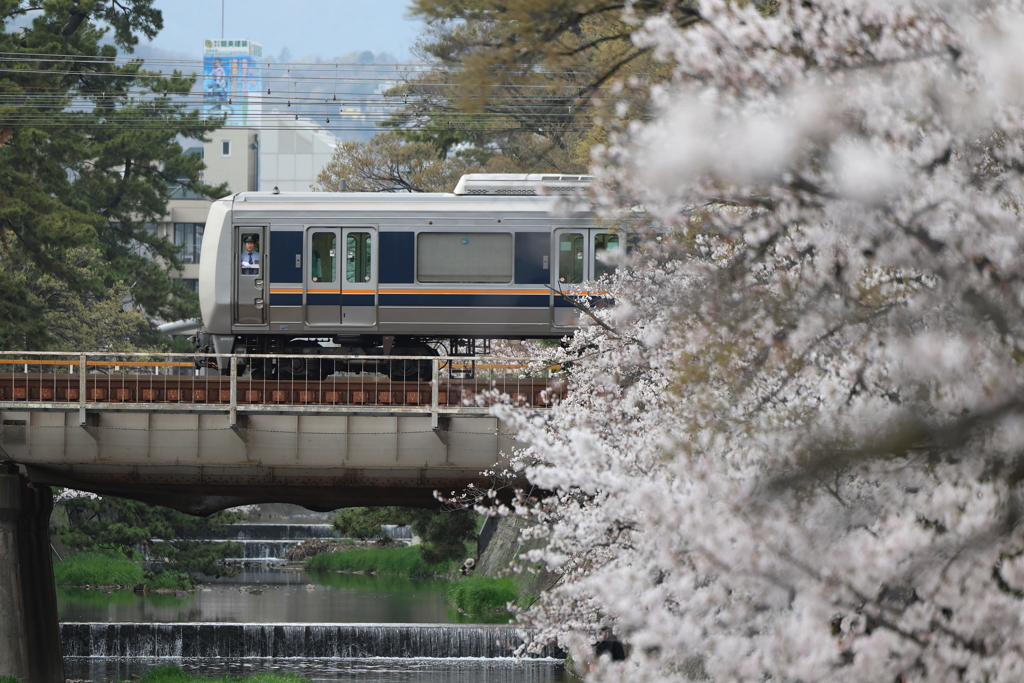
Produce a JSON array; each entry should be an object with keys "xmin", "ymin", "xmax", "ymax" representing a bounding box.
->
[{"xmin": 0, "ymin": 472, "xmax": 64, "ymax": 683}]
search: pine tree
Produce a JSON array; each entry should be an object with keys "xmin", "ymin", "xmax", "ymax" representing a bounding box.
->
[{"xmin": 0, "ymin": 0, "xmax": 226, "ymax": 349}]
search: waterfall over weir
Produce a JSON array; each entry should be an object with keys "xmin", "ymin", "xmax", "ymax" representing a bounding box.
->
[
  {"xmin": 190, "ymin": 523, "xmax": 412, "ymax": 542},
  {"xmin": 157, "ymin": 523, "xmax": 415, "ymax": 563},
  {"xmin": 61, "ymin": 623, "xmax": 562, "ymax": 660},
  {"xmin": 214, "ymin": 524, "xmax": 339, "ymax": 540}
]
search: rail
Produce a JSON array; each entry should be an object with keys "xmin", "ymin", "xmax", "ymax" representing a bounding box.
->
[{"xmin": 0, "ymin": 352, "xmax": 565, "ymax": 428}]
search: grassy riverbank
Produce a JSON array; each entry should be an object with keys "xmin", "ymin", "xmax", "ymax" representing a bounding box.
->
[
  {"xmin": 304, "ymin": 545, "xmax": 450, "ymax": 576},
  {"xmin": 304, "ymin": 545, "xmax": 527, "ymax": 616},
  {"xmin": 446, "ymin": 576, "xmax": 521, "ymax": 616},
  {"xmin": 53, "ymin": 552, "xmax": 191, "ymax": 590},
  {"xmin": 138, "ymin": 666, "xmax": 308, "ymax": 683}
]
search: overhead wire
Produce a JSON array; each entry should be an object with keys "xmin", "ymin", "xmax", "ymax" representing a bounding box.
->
[{"xmin": 0, "ymin": 52, "xmax": 604, "ymax": 132}]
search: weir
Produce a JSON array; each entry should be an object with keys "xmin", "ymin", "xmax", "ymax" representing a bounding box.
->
[
  {"xmin": 60, "ymin": 622, "xmax": 562, "ymax": 659},
  {"xmin": 162, "ymin": 522, "xmax": 414, "ymax": 562},
  {"xmin": 211, "ymin": 523, "xmax": 340, "ymax": 540}
]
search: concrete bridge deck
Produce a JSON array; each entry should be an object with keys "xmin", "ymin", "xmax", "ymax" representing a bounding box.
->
[{"xmin": 0, "ymin": 352, "xmax": 562, "ymax": 512}]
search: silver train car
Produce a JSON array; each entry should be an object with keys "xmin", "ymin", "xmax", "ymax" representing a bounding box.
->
[{"xmin": 194, "ymin": 174, "xmax": 619, "ymax": 379}]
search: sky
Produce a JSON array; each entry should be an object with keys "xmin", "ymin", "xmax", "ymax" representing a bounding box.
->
[{"xmin": 139, "ymin": 0, "xmax": 426, "ymax": 63}]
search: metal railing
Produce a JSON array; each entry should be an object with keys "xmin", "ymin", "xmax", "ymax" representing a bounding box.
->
[{"xmin": 0, "ymin": 352, "xmax": 566, "ymax": 427}]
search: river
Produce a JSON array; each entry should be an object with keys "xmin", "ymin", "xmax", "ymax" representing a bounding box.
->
[{"xmin": 58, "ymin": 565, "xmax": 566, "ymax": 682}]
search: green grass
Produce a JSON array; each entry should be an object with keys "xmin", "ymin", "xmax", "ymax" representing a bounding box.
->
[
  {"xmin": 304, "ymin": 545, "xmax": 451, "ymax": 576},
  {"xmin": 53, "ymin": 552, "xmax": 143, "ymax": 587},
  {"xmin": 137, "ymin": 666, "xmax": 309, "ymax": 683},
  {"xmin": 53, "ymin": 553, "xmax": 194, "ymax": 589},
  {"xmin": 0, "ymin": 676, "xmax": 20, "ymax": 683},
  {"xmin": 307, "ymin": 571, "xmax": 450, "ymax": 592},
  {"xmin": 446, "ymin": 576, "xmax": 520, "ymax": 615}
]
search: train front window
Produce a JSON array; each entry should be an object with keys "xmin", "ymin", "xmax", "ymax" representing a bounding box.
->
[
  {"xmin": 310, "ymin": 232, "xmax": 336, "ymax": 283},
  {"xmin": 594, "ymin": 233, "xmax": 620, "ymax": 279},
  {"xmin": 347, "ymin": 232, "xmax": 371, "ymax": 283},
  {"xmin": 558, "ymin": 233, "xmax": 585, "ymax": 284}
]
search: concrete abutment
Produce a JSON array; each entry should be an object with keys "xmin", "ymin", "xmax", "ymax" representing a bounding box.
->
[{"xmin": 0, "ymin": 472, "xmax": 64, "ymax": 683}]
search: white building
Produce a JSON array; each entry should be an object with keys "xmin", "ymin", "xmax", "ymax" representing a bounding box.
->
[
  {"xmin": 257, "ymin": 115, "xmax": 339, "ymax": 192},
  {"xmin": 156, "ymin": 116, "xmax": 339, "ymax": 292},
  {"xmin": 204, "ymin": 127, "xmax": 259, "ymax": 194}
]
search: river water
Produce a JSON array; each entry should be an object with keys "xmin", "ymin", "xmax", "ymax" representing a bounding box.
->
[
  {"xmin": 58, "ymin": 567, "xmax": 566, "ymax": 682},
  {"xmin": 58, "ymin": 568, "xmax": 492, "ymax": 625}
]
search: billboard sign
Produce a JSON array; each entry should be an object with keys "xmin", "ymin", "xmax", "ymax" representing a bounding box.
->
[{"xmin": 203, "ymin": 40, "xmax": 263, "ymax": 127}]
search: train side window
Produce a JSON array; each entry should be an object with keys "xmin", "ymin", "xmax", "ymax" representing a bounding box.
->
[
  {"xmin": 558, "ymin": 233, "xmax": 585, "ymax": 284},
  {"xmin": 417, "ymin": 232, "xmax": 513, "ymax": 283},
  {"xmin": 346, "ymin": 232, "xmax": 372, "ymax": 283},
  {"xmin": 311, "ymin": 232, "xmax": 336, "ymax": 283},
  {"xmin": 594, "ymin": 233, "xmax": 620, "ymax": 279}
]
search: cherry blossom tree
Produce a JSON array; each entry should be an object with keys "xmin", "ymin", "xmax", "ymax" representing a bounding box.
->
[{"xmin": 496, "ymin": 1, "xmax": 1024, "ymax": 681}]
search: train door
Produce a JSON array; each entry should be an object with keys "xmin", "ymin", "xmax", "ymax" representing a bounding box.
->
[
  {"xmin": 552, "ymin": 228, "xmax": 621, "ymax": 328},
  {"xmin": 306, "ymin": 228, "xmax": 341, "ymax": 326},
  {"xmin": 235, "ymin": 226, "xmax": 266, "ymax": 325},
  {"xmin": 341, "ymin": 228, "xmax": 376, "ymax": 327},
  {"xmin": 553, "ymin": 229, "xmax": 622, "ymax": 284}
]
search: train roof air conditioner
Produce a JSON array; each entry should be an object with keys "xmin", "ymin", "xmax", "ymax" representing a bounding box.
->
[{"xmin": 452, "ymin": 173, "xmax": 593, "ymax": 196}]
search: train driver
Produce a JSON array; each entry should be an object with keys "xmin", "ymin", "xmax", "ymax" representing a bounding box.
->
[{"xmin": 241, "ymin": 236, "xmax": 260, "ymax": 274}]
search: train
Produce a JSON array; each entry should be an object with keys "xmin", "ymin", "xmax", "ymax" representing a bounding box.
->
[{"xmin": 192, "ymin": 173, "xmax": 618, "ymax": 379}]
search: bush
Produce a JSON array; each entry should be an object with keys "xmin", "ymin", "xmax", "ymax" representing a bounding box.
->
[
  {"xmin": 446, "ymin": 576, "xmax": 519, "ymax": 615},
  {"xmin": 331, "ymin": 507, "xmax": 480, "ymax": 565},
  {"xmin": 304, "ymin": 545, "xmax": 451, "ymax": 576},
  {"xmin": 53, "ymin": 552, "xmax": 143, "ymax": 587}
]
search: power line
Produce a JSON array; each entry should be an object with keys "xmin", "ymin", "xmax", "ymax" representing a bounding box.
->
[
  {"xmin": 0, "ymin": 52, "xmax": 603, "ymax": 132},
  {"xmin": 0, "ymin": 52, "xmax": 596, "ymax": 75}
]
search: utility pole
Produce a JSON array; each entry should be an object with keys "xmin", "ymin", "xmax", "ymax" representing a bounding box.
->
[{"xmin": 221, "ymin": 0, "xmax": 225, "ymax": 39}]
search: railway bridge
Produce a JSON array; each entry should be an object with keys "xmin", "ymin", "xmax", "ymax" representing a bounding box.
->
[{"xmin": 0, "ymin": 351, "xmax": 563, "ymax": 682}]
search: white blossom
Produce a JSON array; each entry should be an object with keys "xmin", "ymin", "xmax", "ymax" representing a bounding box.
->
[{"xmin": 501, "ymin": 2, "xmax": 1024, "ymax": 681}]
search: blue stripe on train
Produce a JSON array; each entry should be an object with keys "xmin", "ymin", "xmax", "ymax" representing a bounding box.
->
[
  {"xmin": 307, "ymin": 292, "xmax": 340, "ymax": 306},
  {"xmin": 379, "ymin": 293, "xmax": 550, "ymax": 307},
  {"xmin": 554, "ymin": 295, "xmax": 611, "ymax": 308},
  {"xmin": 274, "ymin": 293, "xmax": 378, "ymax": 306},
  {"xmin": 343, "ymin": 294, "xmax": 375, "ymax": 307},
  {"xmin": 307, "ymin": 293, "xmax": 376, "ymax": 306}
]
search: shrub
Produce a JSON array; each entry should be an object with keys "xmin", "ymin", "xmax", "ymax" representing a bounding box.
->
[
  {"xmin": 53, "ymin": 552, "xmax": 143, "ymax": 587},
  {"xmin": 304, "ymin": 545, "xmax": 450, "ymax": 576},
  {"xmin": 446, "ymin": 576, "xmax": 519, "ymax": 615}
]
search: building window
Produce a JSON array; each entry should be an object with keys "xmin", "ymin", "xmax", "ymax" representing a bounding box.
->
[
  {"xmin": 182, "ymin": 279, "xmax": 199, "ymax": 292},
  {"xmin": 221, "ymin": 140, "xmax": 231, "ymax": 157},
  {"xmin": 174, "ymin": 223, "xmax": 205, "ymax": 264}
]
